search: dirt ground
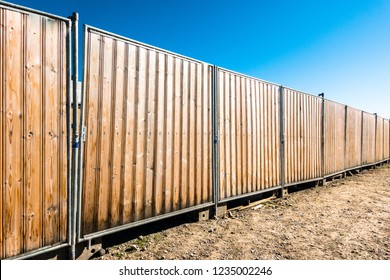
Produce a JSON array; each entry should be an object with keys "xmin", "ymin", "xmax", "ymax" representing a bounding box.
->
[{"xmin": 94, "ymin": 164, "xmax": 390, "ymax": 260}]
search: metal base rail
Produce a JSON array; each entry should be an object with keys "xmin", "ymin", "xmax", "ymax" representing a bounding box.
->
[
  {"xmin": 5, "ymin": 243, "xmax": 70, "ymax": 260},
  {"xmin": 219, "ymin": 185, "xmax": 283, "ymax": 204},
  {"xmin": 79, "ymin": 202, "xmax": 215, "ymax": 242}
]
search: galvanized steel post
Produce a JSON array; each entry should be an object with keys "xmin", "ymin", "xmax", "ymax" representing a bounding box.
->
[
  {"xmin": 70, "ymin": 12, "xmax": 79, "ymax": 260},
  {"xmin": 212, "ymin": 66, "xmax": 219, "ymax": 218},
  {"xmin": 279, "ymin": 86, "xmax": 285, "ymax": 195},
  {"xmin": 318, "ymin": 93, "xmax": 325, "ymax": 185},
  {"xmin": 76, "ymin": 24, "xmax": 88, "ymax": 243},
  {"xmin": 65, "ymin": 15, "xmax": 72, "ymax": 250}
]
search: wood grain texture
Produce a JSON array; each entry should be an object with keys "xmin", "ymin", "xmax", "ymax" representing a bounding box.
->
[
  {"xmin": 284, "ymin": 89, "xmax": 322, "ymax": 184},
  {"xmin": 217, "ymin": 70, "xmax": 281, "ymax": 200},
  {"xmin": 81, "ymin": 29, "xmax": 213, "ymax": 236},
  {"xmin": 375, "ymin": 117, "xmax": 383, "ymax": 162},
  {"xmin": 345, "ymin": 107, "xmax": 362, "ymax": 169},
  {"xmin": 1, "ymin": 7, "xmax": 68, "ymax": 258},
  {"xmin": 4, "ymin": 9, "xmax": 23, "ymax": 258},
  {"xmin": 0, "ymin": 7, "xmax": 3, "ymax": 259},
  {"xmin": 384, "ymin": 120, "xmax": 389, "ymax": 159},
  {"xmin": 362, "ymin": 112, "xmax": 376, "ymax": 165},
  {"xmin": 324, "ymin": 100, "xmax": 346, "ymax": 175}
]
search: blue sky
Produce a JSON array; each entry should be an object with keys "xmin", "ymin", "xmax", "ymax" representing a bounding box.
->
[{"xmin": 5, "ymin": 0, "xmax": 390, "ymax": 118}]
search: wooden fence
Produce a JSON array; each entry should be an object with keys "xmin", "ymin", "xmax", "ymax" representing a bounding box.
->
[
  {"xmin": 0, "ymin": 4, "xmax": 70, "ymax": 259},
  {"xmin": 80, "ymin": 27, "xmax": 214, "ymax": 238},
  {"xmin": 323, "ymin": 100, "xmax": 346, "ymax": 176},
  {"xmin": 217, "ymin": 69, "xmax": 281, "ymax": 202},
  {"xmin": 1, "ymin": 1, "xmax": 389, "ymax": 260}
]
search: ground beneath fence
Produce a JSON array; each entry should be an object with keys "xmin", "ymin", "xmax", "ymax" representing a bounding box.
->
[{"xmin": 94, "ymin": 164, "xmax": 390, "ymax": 260}]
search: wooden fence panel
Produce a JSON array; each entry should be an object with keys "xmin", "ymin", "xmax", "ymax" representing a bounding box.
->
[
  {"xmin": 284, "ymin": 89, "xmax": 322, "ymax": 185},
  {"xmin": 384, "ymin": 120, "xmax": 389, "ymax": 160},
  {"xmin": 345, "ymin": 107, "xmax": 362, "ymax": 169},
  {"xmin": 375, "ymin": 116, "xmax": 384, "ymax": 162},
  {"xmin": 324, "ymin": 100, "xmax": 346, "ymax": 176},
  {"xmin": 362, "ymin": 112, "xmax": 376, "ymax": 165},
  {"xmin": 217, "ymin": 69, "xmax": 281, "ymax": 201},
  {"xmin": 0, "ymin": 5, "xmax": 69, "ymax": 258},
  {"xmin": 81, "ymin": 27, "xmax": 213, "ymax": 236}
]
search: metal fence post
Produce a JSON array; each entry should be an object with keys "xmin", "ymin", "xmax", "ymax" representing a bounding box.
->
[
  {"xmin": 76, "ymin": 24, "xmax": 87, "ymax": 244},
  {"xmin": 70, "ymin": 12, "xmax": 79, "ymax": 260},
  {"xmin": 318, "ymin": 93, "xmax": 325, "ymax": 185},
  {"xmin": 279, "ymin": 86, "xmax": 285, "ymax": 196},
  {"xmin": 65, "ymin": 14, "xmax": 72, "ymax": 251},
  {"xmin": 212, "ymin": 66, "xmax": 219, "ymax": 218}
]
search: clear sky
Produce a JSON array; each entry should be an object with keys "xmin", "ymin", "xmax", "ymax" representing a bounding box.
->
[{"xmin": 5, "ymin": 0, "xmax": 390, "ymax": 118}]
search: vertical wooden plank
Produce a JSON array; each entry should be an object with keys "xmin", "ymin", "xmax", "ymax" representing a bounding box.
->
[
  {"xmin": 286, "ymin": 90, "xmax": 291, "ymax": 184},
  {"xmin": 307, "ymin": 96, "xmax": 312, "ymax": 178},
  {"xmin": 172, "ymin": 58, "xmax": 181, "ymax": 210},
  {"xmin": 271, "ymin": 86, "xmax": 277, "ymax": 186},
  {"xmin": 43, "ymin": 18, "xmax": 62, "ymax": 245},
  {"xmin": 313, "ymin": 97, "xmax": 317, "ymax": 177},
  {"xmin": 230, "ymin": 74, "xmax": 237, "ymax": 196},
  {"xmin": 285, "ymin": 90, "xmax": 289, "ymax": 184},
  {"xmin": 318, "ymin": 98, "xmax": 322, "ymax": 177},
  {"xmin": 133, "ymin": 47, "xmax": 147, "ymax": 221},
  {"xmin": 59, "ymin": 21, "xmax": 67, "ymax": 242},
  {"xmin": 345, "ymin": 107, "xmax": 350, "ymax": 168},
  {"xmin": 290, "ymin": 91, "xmax": 294, "ymax": 183},
  {"xmin": 255, "ymin": 82, "xmax": 261, "ymax": 190},
  {"xmin": 164, "ymin": 55, "xmax": 174, "ymax": 212},
  {"xmin": 265, "ymin": 84, "xmax": 270, "ymax": 187},
  {"xmin": 297, "ymin": 93, "xmax": 302, "ymax": 181},
  {"xmin": 97, "ymin": 36, "xmax": 114, "ymax": 230},
  {"xmin": 275, "ymin": 87, "xmax": 280, "ymax": 186},
  {"xmin": 24, "ymin": 13, "xmax": 42, "ymax": 251},
  {"xmin": 224, "ymin": 71, "xmax": 231, "ymax": 198},
  {"xmin": 294, "ymin": 91, "xmax": 298, "ymax": 182},
  {"xmin": 251, "ymin": 80, "xmax": 257, "ymax": 190},
  {"xmin": 188, "ymin": 62, "xmax": 196, "ymax": 206},
  {"xmin": 4, "ymin": 10, "xmax": 23, "ymax": 257},
  {"xmin": 208, "ymin": 66, "xmax": 212, "ymax": 201},
  {"xmin": 180, "ymin": 60, "xmax": 189, "ymax": 208},
  {"xmin": 303, "ymin": 95, "xmax": 307, "ymax": 179},
  {"xmin": 109, "ymin": 40, "xmax": 125, "ymax": 227},
  {"xmin": 0, "ymin": 7, "xmax": 4, "ymax": 258},
  {"xmin": 290, "ymin": 91, "xmax": 295, "ymax": 183},
  {"xmin": 235, "ymin": 76, "xmax": 242, "ymax": 195},
  {"xmin": 154, "ymin": 52, "xmax": 165, "ymax": 216},
  {"xmin": 267, "ymin": 84, "xmax": 275, "ymax": 188},
  {"xmin": 246, "ymin": 79, "xmax": 252, "ymax": 193},
  {"xmin": 82, "ymin": 33, "xmax": 100, "ymax": 234},
  {"xmin": 144, "ymin": 50, "xmax": 156, "ymax": 219},
  {"xmin": 201, "ymin": 64, "xmax": 209, "ymax": 203},
  {"xmin": 219, "ymin": 71, "xmax": 225, "ymax": 199},
  {"xmin": 241, "ymin": 77, "xmax": 247, "ymax": 193},
  {"xmin": 195, "ymin": 63, "xmax": 202, "ymax": 205},
  {"xmin": 121, "ymin": 44, "xmax": 136, "ymax": 224},
  {"xmin": 260, "ymin": 83, "xmax": 265, "ymax": 188},
  {"xmin": 324, "ymin": 101, "xmax": 328, "ymax": 175}
]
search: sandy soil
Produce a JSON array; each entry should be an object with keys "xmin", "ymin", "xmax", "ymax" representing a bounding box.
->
[{"xmin": 94, "ymin": 164, "xmax": 390, "ymax": 260}]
